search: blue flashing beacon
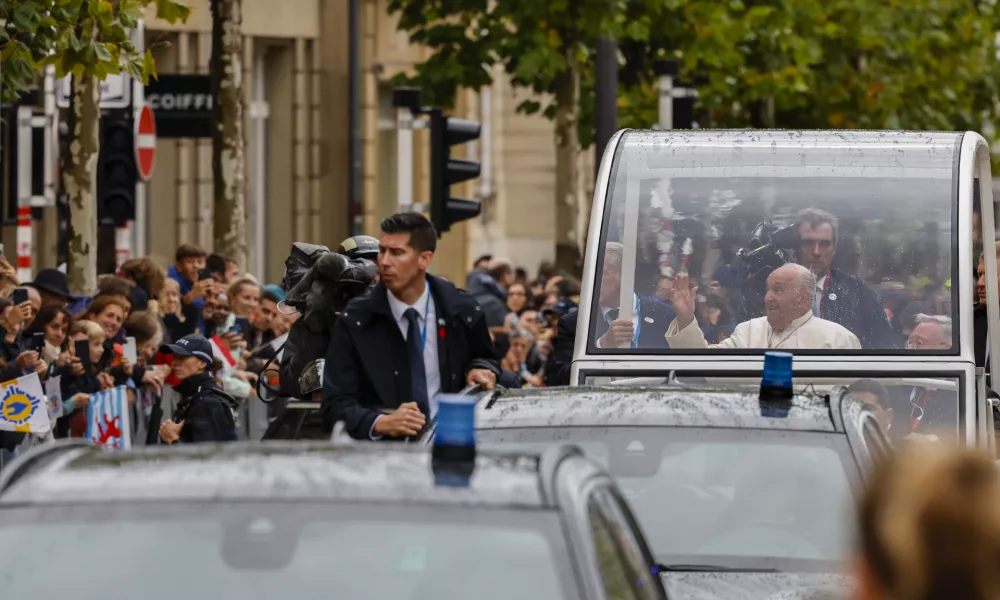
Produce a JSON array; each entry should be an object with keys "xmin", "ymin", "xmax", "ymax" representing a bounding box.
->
[
  {"xmin": 431, "ymin": 395, "xmax": 477, "ymax": 487},
  {"xmin": 759, "ymin": 351, "xmax": 794, "ymax": 418}
]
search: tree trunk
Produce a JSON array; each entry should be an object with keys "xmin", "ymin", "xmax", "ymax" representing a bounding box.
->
[
  {"xmin": 64, "ymin": 75, "xmax": 101, "ymax": 296},
  {"xmin": 211, "ymin": 0, "xmax": 248, "ymax": 268},
  {"xmin": 553, "ymin": 48, "xmax": 582, "ymax": 272}
]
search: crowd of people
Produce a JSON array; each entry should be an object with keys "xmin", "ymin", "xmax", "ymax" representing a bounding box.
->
[{"xmin": 0, "ymin": 243, "xmax": 301, "ymax": 462}]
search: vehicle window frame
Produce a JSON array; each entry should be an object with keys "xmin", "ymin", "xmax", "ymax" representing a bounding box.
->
[
  {"xmin": 0, "ymin": 501, "xmax": 583, "ymax": 600},
  {"xmin": 586, "ymin": 130, "xmax": 963, "ymax": 358},
  {"xmin": 587, "ymin": 485, "xmax": 663, "ymax": 600}
]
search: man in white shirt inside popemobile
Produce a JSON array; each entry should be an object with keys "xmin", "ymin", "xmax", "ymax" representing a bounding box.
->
[{"xmin": 667, "ymin": 263, "xmax": 861, "ymax": 350}]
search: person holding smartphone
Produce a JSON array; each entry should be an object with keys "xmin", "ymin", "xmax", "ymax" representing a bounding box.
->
[{"xmin": 166, "ymin": 244, "xmax": 216, "ymax": 335}]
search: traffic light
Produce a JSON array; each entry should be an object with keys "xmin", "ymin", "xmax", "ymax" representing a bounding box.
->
[
  {"xmin": 97, "ymin": 110, "xmax": 136, "ymax": 227},
  {"xmin": 429, "ymin": 108, "xmax": 481, "ymax": 235}
]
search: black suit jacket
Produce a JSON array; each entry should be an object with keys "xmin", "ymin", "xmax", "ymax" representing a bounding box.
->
[
  {"xmin": 542, "ymin": 299, "xmax": 675, "ymax": 388},
  {"xmin": 592, "ymin": 297, "xmax": 676, "ymax": 349},
  {"xmin": 322, "ymin": 276, "xmax": 501, "ymax": 439}
]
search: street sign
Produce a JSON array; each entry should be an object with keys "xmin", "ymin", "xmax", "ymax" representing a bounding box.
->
[
  {"xmin": 56, "ymin": 73, "xmax": 132, "ymax": 109},
  {"xmin": 135, "ymin": 104, "xmax": 156, "ymax": 181},
  {"xmin": 144, "ymin": 75, "xmax": 213, "ymax": 138}
]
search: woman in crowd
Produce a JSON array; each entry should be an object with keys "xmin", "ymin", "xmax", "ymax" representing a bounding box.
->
[
  {"xmin": 159, "ymin": 278, "xmax": 197, "ymax": 341},
  {"xmin": 855, "ymin": 447, "xmax": 1000, "ymax": 600},
  {"xmin": 83, "ymin": 294, "xmax": 129, "ymax": 345},
  {"xmin": 228, "ymin": 278, "xmax": 261, "ymax": 320},
  {"xmin": 0, "ymin": 296, "xmax": 44, "ymax": 382},
  {"xmin": 23, "ymin": 304, "xmax": 72, "ymax": 364},
  {"xmin": 506, "ymin": 282, "xmax": 529, "ymax": 315},
  {"xmin": 502, "ymin": 329, "xmax": 544, "ymax": 388}
]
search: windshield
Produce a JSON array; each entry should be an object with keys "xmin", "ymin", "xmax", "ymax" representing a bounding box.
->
[
  {"xmin": 590, "ymin": 130, "xmax": 959, "ymax": 354},
  {"xmin": 478, "ymin": 426, "xmax": 859, "ymax": 571},
  {"xmin": 0, "ymin": 503, "xmax": 577, "ymax": 600}
]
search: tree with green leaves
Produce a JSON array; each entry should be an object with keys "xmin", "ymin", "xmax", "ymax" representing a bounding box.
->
[
  {"xmin": 210, "ymin": 0, "xmax": 246, "ymax": 269},
  {"xmin": 0, "ymin": 0, "xmax": 190, "ymax": 294},
  {"xmin": 613, "ymin": 0, "xmax": 1000, "ymax": 137},
  {"xmin": 388, "ymin": 0, "xmax": 662, "ymax": 267}
]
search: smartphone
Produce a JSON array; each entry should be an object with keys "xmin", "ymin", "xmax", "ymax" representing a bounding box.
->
[
  {"xmin": 197, "ymin": 268, "xmax": 213, "ymax": 282},
  {"xmin": 11, "ymin": 288, "xmax": 28, "ymax": 305},
  {"xmin": 75, "ymin": 339, "xmax": 91, "ymax": 369},
  {"xmin": 29, "ymin": 332, "xmax": 45, "ymax": 353},
  {"xmin": 0, "ymin": 243, "xmax": 6, "ymax": 258},
  {"xmin": 232, "ymin": 317, "xmax": 251, "ymax": 337}
]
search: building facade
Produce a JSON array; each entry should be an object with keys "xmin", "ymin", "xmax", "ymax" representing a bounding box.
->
[{"xmin": 17, "ymin": 0, "xmax": 592, "ymax": 285}]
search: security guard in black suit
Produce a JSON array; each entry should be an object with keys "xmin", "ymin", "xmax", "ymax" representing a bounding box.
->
[
  {"xmin": 594, "ymin": 242, "xmax": 675, "ymax": 350},
  {"xmin": 322, "ymin": 214, "xmax": 502, "ymax": 440}
]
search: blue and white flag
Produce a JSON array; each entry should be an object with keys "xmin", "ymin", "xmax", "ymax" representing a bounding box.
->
[
  {"xmin": 0, "ymin": 373, "xmax": 51, "ymax": 434},
  {"xmin": 86, "ymin": 386, "xmax": 131, "ymax": 450},
  {"xmin": 44, "ymin": 375, "xmax": 63, "ymax": 420}
]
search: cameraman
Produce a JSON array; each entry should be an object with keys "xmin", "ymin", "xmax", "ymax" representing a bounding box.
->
[{"xmin": 740, "ymin": 208, "xmax": 895, "ymax": 349}]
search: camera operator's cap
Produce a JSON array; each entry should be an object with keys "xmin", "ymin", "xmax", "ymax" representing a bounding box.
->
[
  {"xmin": 263, "ymin": 284, "xmax": 286, "ymax": 303},
  {"xmin": 543, "ymin": 299, "xmax": 578, "ymax": 318},
  {"xmin": 159, "ymin": 335, "xmax": 214, "ymax": 366},
  {"xmin": 337, "ymin": 235, "xmax": 380, "ymax": 262}
]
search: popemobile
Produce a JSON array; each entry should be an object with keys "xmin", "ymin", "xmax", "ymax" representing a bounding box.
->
[
  {"xmin": 567, "ymin": 129, "xmax": 1000, "ymax": 452},
  {"xmin": 419, "ymin": 129, "xmax": 1000, "ymax": 598}
]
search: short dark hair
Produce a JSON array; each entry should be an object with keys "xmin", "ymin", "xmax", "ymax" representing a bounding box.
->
[
  {"xmin": 206, "ymin": 253, "xmax": 233, "ymax": 275},
  {"xmin": 175, "ymin": 244, "xmax": 207, "ymax": 263},
  {"xmin": 556, "ymin": 276, "xmax": 581, "ymax": 298},
  {"xmin": 847, "ymin": 378, "xmax": 891, "ymax": 409},
  {"xmin": 380, "ymin": 213, "xmax": 437, "ymax": 253},
  {"xmin": 795, "ymin": 208, "xmax": 839, "ymax": 246},
  {"xmin": 474, "ymin": 254, "xmax": 493, "ymax": 267},
  {"xmin": 261, "ymin": 289, "xmax": 282, "ymax": 304},
  {"xmin": 96, "ymin": 276, "xmax": 136, "ymax": 304}
]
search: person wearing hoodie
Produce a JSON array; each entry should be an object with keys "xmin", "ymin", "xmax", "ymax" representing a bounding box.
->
[
  {"xmin": 463, "ymin": 254, "xmax": 493, "ymax": 289},
  {"xmin": 467, "ymin": 258, "xmax": 514, "ymax": 332}
]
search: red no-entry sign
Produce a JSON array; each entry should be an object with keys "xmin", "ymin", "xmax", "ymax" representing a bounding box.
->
[{"xmin": 135, "ymin": 103, "xmax": 156, "ymax": 181}]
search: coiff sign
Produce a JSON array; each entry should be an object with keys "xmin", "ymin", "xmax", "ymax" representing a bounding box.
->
[{"xmin": 144, "ymin": 75, "xmax": 213, "ymax": 138}]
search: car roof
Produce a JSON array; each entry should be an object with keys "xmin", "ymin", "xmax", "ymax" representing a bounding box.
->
[
  {"xmin": 0, "ymin": 441, "xmax": 551, "ymax": 509},
  {"xmin": 477, "ymin": 386, "xmax": 839, "ymax": 433}
]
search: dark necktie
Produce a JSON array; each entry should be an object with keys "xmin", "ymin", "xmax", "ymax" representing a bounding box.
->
[
  {"xmin": 404, "ymin": 308, "xmax": 429, "ymax": 415},
  {"xmin": 606, "ymin": 308, "xmax": 619, "ymax": 324}
]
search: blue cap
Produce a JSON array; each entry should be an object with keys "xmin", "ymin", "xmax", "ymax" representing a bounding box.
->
[
  {"xmin": 263, "ymin": 284, "xmax": 286, "ymax": 302},
  {"xmin": 432, "ymin": 395, "xmax": 477, "ymax": 487}
]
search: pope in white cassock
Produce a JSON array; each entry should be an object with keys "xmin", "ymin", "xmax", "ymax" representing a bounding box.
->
[{"xmin": 666, "ymin": 263, "xmax": 861, "ymax": 350}]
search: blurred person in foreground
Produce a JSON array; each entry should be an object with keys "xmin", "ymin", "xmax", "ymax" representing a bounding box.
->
[{"xmin": 854, "ymin": 447, "xmax": 1000, "ymax": 600}]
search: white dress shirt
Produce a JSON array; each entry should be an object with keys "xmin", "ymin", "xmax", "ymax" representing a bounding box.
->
[
  {"xmin": 596, "ymin": 293, "xmax": 640, "ymax": 348},
  {"xmin": 368, "ymin": 284, "xmax": 442, "ymax": 440},
  {"xmin": 666, "ymin": 310, "xmax": 861, "ymax": 350}
]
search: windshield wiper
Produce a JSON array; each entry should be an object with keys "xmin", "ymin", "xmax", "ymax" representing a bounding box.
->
[{"xmin": 654, "ymin": 563, "xmax": 779, "ymax": 573}]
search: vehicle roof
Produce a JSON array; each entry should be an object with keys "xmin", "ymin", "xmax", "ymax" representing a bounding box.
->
[
  {"xmin": 477, "ymin": 386, "xmax": 838, "ymax": 433},
  {"xmin": 0, "ymin": 441, "xmax": 550, "ymax": 508}
]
